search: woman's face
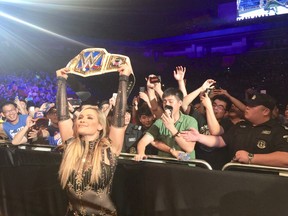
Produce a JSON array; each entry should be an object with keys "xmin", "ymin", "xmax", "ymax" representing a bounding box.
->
[{"xmin": 76, "ymin": 108, "xmax": 103, "ymax": 137}]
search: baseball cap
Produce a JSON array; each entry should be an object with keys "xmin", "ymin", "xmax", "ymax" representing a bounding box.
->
[
  {"xmin": 33, "ymin": 111, "xmax": 49, "ymax": 129},
  {"xmin": 34, "ymin": 111, "xmax": 44, "ymax": 119},
  {"xmin": 46, "ymin": 107, "xmax": 57, "ymax": 115},
  {"xmin": 246, "ymin": 93, "xmax": 276, "ymax": 110}
]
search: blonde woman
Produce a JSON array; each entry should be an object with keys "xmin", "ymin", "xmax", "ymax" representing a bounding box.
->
[{"xmin": 56, "ymin": 63, "xmax": 132, "ymax": 216}]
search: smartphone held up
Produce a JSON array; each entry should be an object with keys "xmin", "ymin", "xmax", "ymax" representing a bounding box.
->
[
  {"xmin": 149, "ymin": 76, "xmax": 161, "ymax": 84},
  {"xmin": 68, "ymin": 98, "xmax": 82, "ymax": 108},
  {"xmin": 164, "ymin": 105, "xmax": 173, "ymax": 117}
]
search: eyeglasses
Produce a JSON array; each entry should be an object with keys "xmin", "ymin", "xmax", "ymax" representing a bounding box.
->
[
  {"xmin": 3, "ymin": 108, "xmax": 17, "ymax": 115},
  {"xmin": 212, "ymin": 103, "xmax": 226, "ymax": 112},
  {"xmin": 48, "ymin": 111, "xmax": 57, "ymax": 116}
]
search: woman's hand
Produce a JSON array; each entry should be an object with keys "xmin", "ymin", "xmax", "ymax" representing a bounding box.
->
[
  {"xmin": 56, "ymin": 68, "xmax": 70, "ymax": 79},
  {"xmin": 118, "ymin": 63, "xmax": 132, "ymax": 77}
]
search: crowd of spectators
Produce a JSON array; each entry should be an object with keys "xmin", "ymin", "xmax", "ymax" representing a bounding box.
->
[
  {"xmin": 0, "ymin": 47, "xmax": 288, "ymax": 170},
  {"xmin": 0, "ymin": 48, "xmax": 288, "ymax": 113},
  {"xmin": 0, "ymin": 69, "xmax": 75, "ymax": 107},
  {"xmin": 139, "ymin": 49, "xmax": 288, "ymax": 113}
]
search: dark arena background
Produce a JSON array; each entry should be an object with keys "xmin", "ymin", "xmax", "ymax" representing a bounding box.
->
[
  {"xmin": 1, "ymin": 0, "xmax": 288, "ymax": 216},
  {"xmin": 1, "ymin": 0, "xmax": 288, "ymax": 107}
]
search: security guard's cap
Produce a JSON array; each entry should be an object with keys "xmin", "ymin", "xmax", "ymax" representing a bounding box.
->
[{"xmin": 246, "ymin": 93, "xmax": 276, "ymax": 110}]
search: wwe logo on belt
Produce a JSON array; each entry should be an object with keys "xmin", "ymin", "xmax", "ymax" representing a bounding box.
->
[
  {"xmin": 79, "ymin": 51, "xmax": 103, "ymax": 72},
  {"xmin": 67, "ymin": 48, "xmax": 130, "ymax": 77}
]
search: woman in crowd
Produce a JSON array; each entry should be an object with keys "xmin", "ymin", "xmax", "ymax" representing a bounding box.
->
[{"xmin": 56, "ymin": 63, "xmax": 132, "ymax": 216}]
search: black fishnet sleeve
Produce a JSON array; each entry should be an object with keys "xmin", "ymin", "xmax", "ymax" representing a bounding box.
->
[{"xmin": 56, "ymin": 77, "xmax": 70, "ymax": 121}]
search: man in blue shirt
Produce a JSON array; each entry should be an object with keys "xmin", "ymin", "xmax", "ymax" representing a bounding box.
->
[{"xmin": 0, "ymin": 101, "xmax": 30, "ymax": 145}]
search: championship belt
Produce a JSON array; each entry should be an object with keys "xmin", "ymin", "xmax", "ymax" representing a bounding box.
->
[{"xmin": 67, "ymin": 48, "xmax": 135, "ymax": 97}]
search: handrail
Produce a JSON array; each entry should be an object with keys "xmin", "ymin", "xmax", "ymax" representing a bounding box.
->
[
  {"xmin": 119, "ymin": 153, "xmax": 213, "ymax": 170},
  {"xmin": 0, "ymin": 143, "xmax": 213, "ymax": 169},
  {"xmin": 0, "ymin": 143, "xmax": 56, "ymax": 151},
  {"xmin": 222, "ymin": 162, "xmax": 288, "ymax": 177}
]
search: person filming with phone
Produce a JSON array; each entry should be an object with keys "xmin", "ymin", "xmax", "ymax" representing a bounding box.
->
[{"xmin": 134, "ymin": 87, "xmax": 198, "ymax": 161}]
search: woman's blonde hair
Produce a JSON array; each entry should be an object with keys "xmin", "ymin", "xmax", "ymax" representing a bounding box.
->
[{"xmin": 59, "ymin": 106, "xmax": 111, "ymax": 188}]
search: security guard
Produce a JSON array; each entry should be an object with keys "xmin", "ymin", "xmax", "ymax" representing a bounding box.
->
[
  {"xmin": 181, "ymin": 93, "xmax": 288, "ymax": 167},
  {"xmin": 122, "ymin": 108, "xmax": 143, "ymax": 153},
  {"xmin": 123, "ymin": 124, "xmax": 143, "ymax": 153},
  {"xmin": 223, "ymin": 117, "xmax": 288, "ymax": 164}
]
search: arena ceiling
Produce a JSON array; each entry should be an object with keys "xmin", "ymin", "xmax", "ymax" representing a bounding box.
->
[{"xmin": 1, "ymin": 0, "xmax": 218, "ymax": 41}]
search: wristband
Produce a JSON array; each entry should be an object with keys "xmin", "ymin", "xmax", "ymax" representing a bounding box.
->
[
  {"xmin": 172, "ymin": 131, "xmax": 180, "ymax": 138},
  {"xmin": 169, "ymin": 147, "xmax": 175, "ymax": 153},
  {"xmin": 57, "ymin": 76, "xmax": 67, "ymax": 82},
  {"xmin": 70, "ymin": 109, "xmax": 77, "ymax": 115},
  {"xmin": 119, "ymin": 75, "xmax": 129, "ymax": 82}
]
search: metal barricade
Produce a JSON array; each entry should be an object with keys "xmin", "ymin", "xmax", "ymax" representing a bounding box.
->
[
  {"xmin": 0, "ymin": 143, "xmax": 213, "ymax": 169},
  {"xmin": 119, "ymin": 153, "xmax": 213, "ymax": 170},
  {"xmin": 222, "ymin": 162, "xmax": 288, "ymax": 177},
  {"xmin": 0, "ymin": 142, "xmax": 56, "ymax": 152}
]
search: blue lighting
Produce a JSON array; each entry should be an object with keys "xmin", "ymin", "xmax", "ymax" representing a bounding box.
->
[{"xmin": 0, "ymin": 11, "xmax": 89, "ymax": 47}]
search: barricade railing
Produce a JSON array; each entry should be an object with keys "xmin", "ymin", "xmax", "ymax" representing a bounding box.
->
[
  {"xmin": 0, "ymin": 142, "xmax": 212, "ymax": 170},
  {"xmin": 119, "ymin": 153, "xmax": 213, "ymax": 170},
  {"xmin": 0, "ymin": 142, "xmax": 55, "ymax": 151},
  {"xmin": 222, "ymin": 162, "xmax": 288, "ymax": 177}
]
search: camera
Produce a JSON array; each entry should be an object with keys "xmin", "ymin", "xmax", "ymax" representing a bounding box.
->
[{"xmin": 149, "ymin": 76, "xmax": 161, "ymax": 83}]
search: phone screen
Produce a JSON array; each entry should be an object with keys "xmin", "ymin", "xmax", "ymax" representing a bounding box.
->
[
  {"xmin": 149, "ymin": 76, "xmax": 161, "ymax": 83},
  {"xmin": 68, "ymin": 99, "xmax": 82, "ymax": 107},
  {"xmin": 139, "ymin": 87, "xmax": 145, "ymax": 92},
  {"xmin": 164, "ymin": 105, "xmax": 173, "ymax": 117},
  {"xmin": 112, "ymin": 93, "xmax": 118, "ymax": 99}
]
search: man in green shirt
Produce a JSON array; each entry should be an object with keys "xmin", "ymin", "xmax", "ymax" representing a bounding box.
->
[{"xmin": 134, "ymin": 87, "xmax": 198, "ymax": 160}]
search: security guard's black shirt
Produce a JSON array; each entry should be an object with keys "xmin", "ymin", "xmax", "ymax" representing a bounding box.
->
[
  {"xmin": 123, "ymin": 123, "xmax": 143, "ymax": 153},
  {"xmin": 222, "ymin": 119, "xmax": 288, "ymax": 160}
]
